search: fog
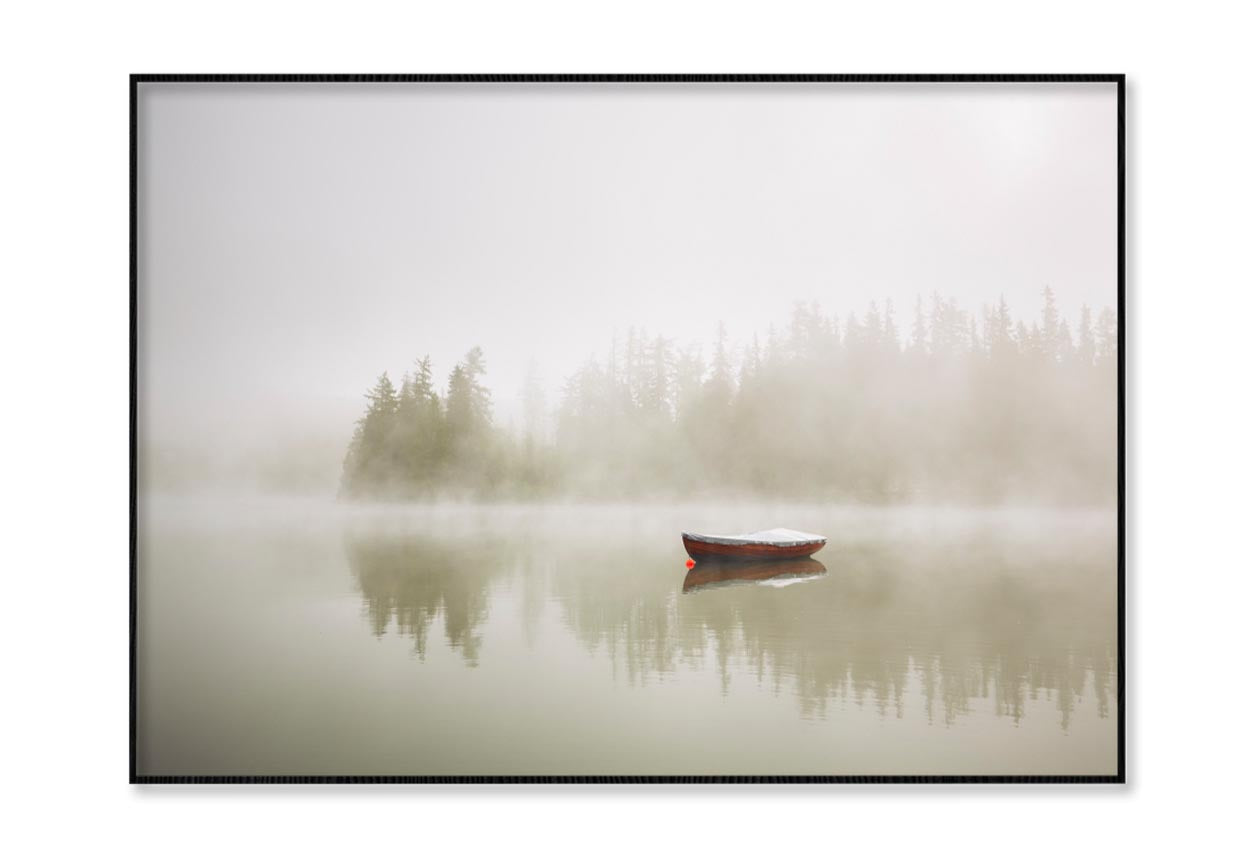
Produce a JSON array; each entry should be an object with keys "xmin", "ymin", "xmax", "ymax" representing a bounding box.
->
[{"xmin": 136, "ymin": 82, "xmax": 1118, "ymax": 500}]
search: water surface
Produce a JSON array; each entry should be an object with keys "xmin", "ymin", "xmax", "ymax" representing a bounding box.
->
[{"xmin": 136, "ymin": 499, "xmax": 1117, "ymax": 776}]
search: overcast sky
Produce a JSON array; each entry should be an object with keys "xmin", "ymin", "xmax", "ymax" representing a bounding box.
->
[{"xmin": 138, "ymin": 82, "xmax": 1117, "ymax": 449}]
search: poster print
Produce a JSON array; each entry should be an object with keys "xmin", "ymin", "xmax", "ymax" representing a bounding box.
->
[{"xmin": 132, "ymin": 75, "xmax": 1124, "ymax": 782}]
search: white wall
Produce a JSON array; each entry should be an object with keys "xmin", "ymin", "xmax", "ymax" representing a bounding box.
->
[{"xmin": 2, "ymin": 1, "xmax": 1250, "ymax": 850}]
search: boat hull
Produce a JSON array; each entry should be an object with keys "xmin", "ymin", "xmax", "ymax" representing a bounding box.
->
[{"xmin": 681, "ymin": 534, "xmax": 825, "ymax": 561}]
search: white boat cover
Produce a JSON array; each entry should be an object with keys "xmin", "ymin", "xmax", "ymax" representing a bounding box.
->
[{"xmin": 682, "ymin": 527, "xmax": 826, "ymax": 547}]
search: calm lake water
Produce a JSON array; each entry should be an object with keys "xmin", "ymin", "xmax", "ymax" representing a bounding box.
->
[{"xmin": 135, "ymin": 498, "xmax": 1118, "ymax": 776}]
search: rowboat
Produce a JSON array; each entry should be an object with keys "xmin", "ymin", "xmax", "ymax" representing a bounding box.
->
[
  {"xmin": 681, "ymin": 527, "xmax": 827, "ymax": 561},
  {"xmin": 682, "ymin": 557, "xmax": 827, "ymax": 593}
]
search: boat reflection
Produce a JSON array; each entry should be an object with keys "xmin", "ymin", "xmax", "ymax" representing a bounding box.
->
[{"xmin": 682, "ymin": 557, "xmax": 827, "ymax": 593}]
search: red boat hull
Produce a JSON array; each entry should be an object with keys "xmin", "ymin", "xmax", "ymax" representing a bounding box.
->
[{"xmin": 682, "ymin": 534, "xmax": 825, "ymax": 561}]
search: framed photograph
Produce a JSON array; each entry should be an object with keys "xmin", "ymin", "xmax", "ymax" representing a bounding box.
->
[{"xmin": 131, "ymin": 74, "xmax": 1124, "ymax": 783}]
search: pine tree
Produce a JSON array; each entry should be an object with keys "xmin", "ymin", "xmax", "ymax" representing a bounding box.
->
[
  {"xmin": 764, "ymin": 323, "xmax": 781, "ymax": 366},
  {"xmin": 624, "ymin": 327, "xmax": 643, "ymax": 409},
  {"xmin": 397, "ymin": 356, "xmax": 442, "ymax": 485},
  {"xmin": 340, "ymin": 372, "xmax": 400, "ymax": 495},
  {"xmin": 844, "ymin": 310, "xmax": 863, "ymax": 354},
  {"xmin": 672, "ymin": 345, "xmax": 706, "ymax": 423},
  {"xmin": 864, "ymin": 301, "xmax": 884, "ymax": 351},
  {"xmin": 739, "ymin": 333, "xmax": 762, "ymax": 388},
  {"xmin": 787, "ymin": 302, "xmax": 808, "ymax": 360},
  {"xmin": 883, "ymin": 299, "xmax": 901, "ymax": 354},
  {"xmin": 707, "ymin": 322, "xmax": 733, "ymax": 401},
  {"xmin": 522, "ymin": 361, "xmax": 547, "ymax": 443},
  {"xmin": 640, "ymin": 335, "xmax": 672, "ymax": 415},
  {"xmin": 1041, "ymin": 285, "xmax": 1060, "ymax": 360},
  {"xmin": 1077, "ymin": 305, "xmax": 1096, "ymax": 367},
  {"xmin": 1095, "ymin": 308, "xmax": 1118, "ymax": 364},
  {"xmin": 910, "ymin": 294, "xmax": 928, "ymax": 355},
  {"xmin": 1057, "ymin": 319, "xmax": 1074, "ymax": 362},
  {"xmin": 984, "ymin": 295, "xmax": 1014, "ymax": 358},
  {"xmin": 446, "ymin": 347, "xmax": 491, "ymax": 436}
]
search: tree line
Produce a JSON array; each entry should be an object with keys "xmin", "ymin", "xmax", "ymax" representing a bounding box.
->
[{"xmin": 341, "ymin": 288, "xmax": 1117, "ymax": 503}]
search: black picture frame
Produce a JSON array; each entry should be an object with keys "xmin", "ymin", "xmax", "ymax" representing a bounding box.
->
[{"xmin": 130, "ymin": 73, "xmax": 1126, "ymax": 785}]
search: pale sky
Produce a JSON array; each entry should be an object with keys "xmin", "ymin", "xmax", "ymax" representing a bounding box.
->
[{"xmin": 138, "ymin": 82, "xmax": 1117, "ymax": 449}]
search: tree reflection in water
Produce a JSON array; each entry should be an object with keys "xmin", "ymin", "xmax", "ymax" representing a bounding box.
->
[
  {"xmin": 345, "ymin": 532, "xmax": 510, "ymax": 666},
  {"xmin": 345, "ymin": 511, "xmax": 1114, "ymax": 730}
]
